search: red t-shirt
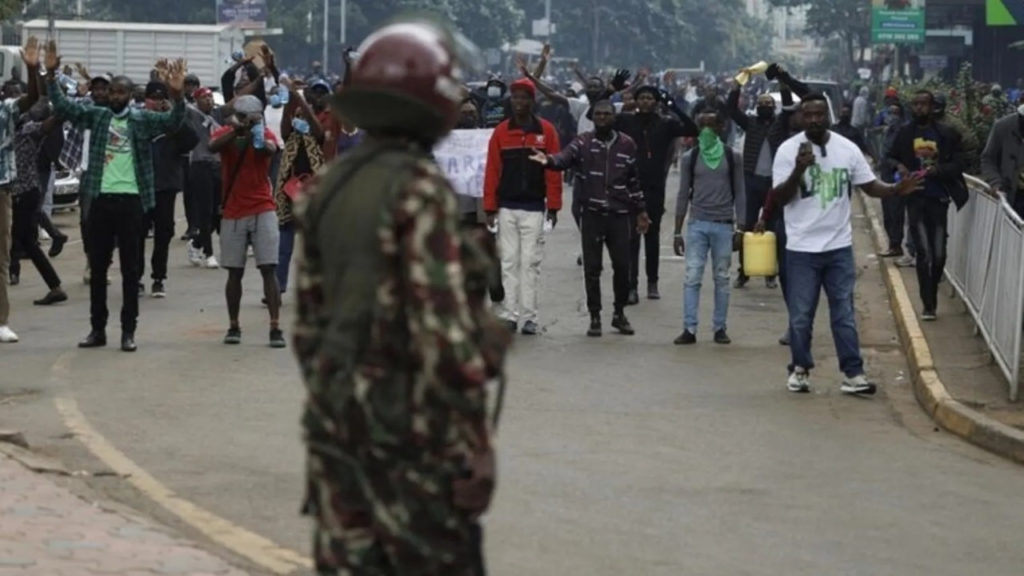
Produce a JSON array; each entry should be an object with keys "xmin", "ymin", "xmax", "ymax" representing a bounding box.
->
[{"xmin": 213, "ymin": 125, "xmax": 280, "ymax": 220}]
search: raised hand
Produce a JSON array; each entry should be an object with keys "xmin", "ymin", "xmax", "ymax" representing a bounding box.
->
[
  {"xmin": 540, "ymin": 43, "xmax": 551, "ymax": 62},
  {"xmin": 74, "ymin": 62, "xmax": 90, "ymax": 80},
  {"xmin": 20, "ymin": 36, "xmax": 40, "ymax": 68},
  {"xmin": 611, "ymin": 69, "xmax": 632, "ymax": 91},
  {"xmin": 165, "ymin": 59, "xmax": 188, "ymax": 97},
  {"xmin": 43, "ymin": 39, "xmax": 59, "ymax": 72},
  {"xmin": 516, "ymin": 56, "xmax": 530, "ymax": 77},
  {"xmin": 153, "ymin": 58, "xmax": 170, "ymax": 83}
]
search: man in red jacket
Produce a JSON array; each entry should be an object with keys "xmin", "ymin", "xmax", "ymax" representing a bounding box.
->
[{"xmin": 484, "ymin": 78, "xmax": 562, "ymax": 336}]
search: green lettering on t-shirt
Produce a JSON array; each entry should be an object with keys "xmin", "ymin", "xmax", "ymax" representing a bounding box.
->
[
  {"xmin": 100, "ymin": 116, "xmax": 139, "ymax": 195},
  {"xmin": 804, "ymin": 165, "xmax": 851, "ymax": 208}
]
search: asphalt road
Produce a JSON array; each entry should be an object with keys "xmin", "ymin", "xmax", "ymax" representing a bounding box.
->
[{"xmin": 3, "ymin": 172, "xmax": 1024, "ymax": 576}]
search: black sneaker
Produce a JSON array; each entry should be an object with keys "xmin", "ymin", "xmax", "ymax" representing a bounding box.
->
[
  {"xmin": 151, "ymin": 281, "xmax": 166, "ymax": 299},
  {"xmin": 647, "ymin": 282, "xmax": 660, "ymax": 300},
  {"xmin": 714, "ymin": 329, "xmax": 731, "ymax": 345},
  {"xmin": 223, "ymin": 327, "xmax": 242, "ymax": 345},
  {"xmin": 626, "ymin": 290, "xmax": 639, "ymax": 306},
  {"xmin": 9, "ymin": 272, "xmax": 18, "ymax": 286},
  {"xmin": 779, "ymin": 330, "xmax": 791, "ymax": 346},
  {"xmin": 503, "ymin": 320, "xmax": 517, "ymax": 333},
  {"xmin": 611, "ymin": 312, "xmax": 635, "ymax": 335},
  {"xmin": 921, "ymin": 309, "xmax": 937, "ymax": 321},
  {"xmin": 734, "ymin": 274, "xmax": 749, "ymax": 289},
  {"xmin": 673, "ymin": 330, "xmax": 696, "ymax": 345},
  {"xmin": 521, "ymin": 320, "xmax": 539, "ymax": 336},
  {"xmin": 587, "ymin": 314, "xmax": 602, "ymax": 337},
  {"xmin": 269, "ymin": 328, "xmax": 287, "ymax": 348}
]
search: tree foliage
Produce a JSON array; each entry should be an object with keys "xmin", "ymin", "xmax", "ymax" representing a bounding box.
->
[
  {"xmin": 767, "ymin": 0, "xmax": 871, "ymax": 76},
  {"xmin": 12, "ymin": 0, "xmax": 777, "ymax": 74}
]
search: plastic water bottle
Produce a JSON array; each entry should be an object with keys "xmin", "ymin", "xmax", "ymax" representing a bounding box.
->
[
  {"xmin": 251, "ymin": 123, "xmax": 266, "ymax": 150},
  {"xmin": 278, "ymin": 85, "xmax": 290, "ymax": 106}
]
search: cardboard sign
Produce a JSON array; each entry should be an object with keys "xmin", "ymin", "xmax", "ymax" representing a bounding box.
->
[{"xmin": 435, "ymin": 129, "xmax": 493, "ymax": 199}]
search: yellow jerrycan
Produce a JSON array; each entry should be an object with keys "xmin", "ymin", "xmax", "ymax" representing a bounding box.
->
[{"xmin": 742, "ymin": 232, "xmax": 778, "ymax": 277}]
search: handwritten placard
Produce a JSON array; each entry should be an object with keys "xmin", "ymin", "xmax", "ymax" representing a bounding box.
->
[{"xmin": 435, "ymin": 129, "xmax": 493, "ymax": 199}]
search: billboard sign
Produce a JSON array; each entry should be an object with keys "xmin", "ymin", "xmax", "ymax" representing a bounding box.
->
[
  {"xmin": 871, "ymin": 0, "xmax": 926, "ymax": 44},
  {"xmin": 987, "ymin": 0, "xmax": 1024, "ymax": 26},
  {"xmin": 217, "ymin": 0, "xmax": 267, "ymax": 29}
]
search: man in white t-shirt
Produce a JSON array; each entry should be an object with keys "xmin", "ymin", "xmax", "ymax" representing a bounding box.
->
[{"xmin": 771, "ymin": 93, "xmax": 921, "ymax": 395}]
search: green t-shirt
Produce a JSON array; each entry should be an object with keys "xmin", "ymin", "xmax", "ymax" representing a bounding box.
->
[{"xmin": 100, "ymin": 116, "xmax": 138, "ymax": 195}]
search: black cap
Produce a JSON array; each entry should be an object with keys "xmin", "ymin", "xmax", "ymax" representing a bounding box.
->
[
  {"xmin": 184, "ymin": 73, "xmax": 200, "ymax": 85},
  {"xmin": 145, "ymin": 81, "xmax": 168, "ymax": 99},
  {"xmin": 633, "ymin": 85, "xmax": 661, "ymax": 100}
]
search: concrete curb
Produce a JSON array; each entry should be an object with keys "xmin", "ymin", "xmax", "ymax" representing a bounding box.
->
[{"xmin": 857, "ymin": 192, "xmax": 1024, "ymax": 466}]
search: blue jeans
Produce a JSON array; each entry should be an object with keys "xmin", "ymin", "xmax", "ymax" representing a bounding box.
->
[
  {"xmin": 276, "ymin": 222, "xmax": 295, "ymax": 293},
  {"xmin": 683, "ymin": 219, "xmax": 733, "ymax": 332},
  {"xmin": 786, "ymin": 247, "xmax": 864, "ymax": 377}
]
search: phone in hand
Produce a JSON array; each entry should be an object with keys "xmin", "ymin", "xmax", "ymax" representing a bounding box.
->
[{"xmin": 799, "ymin": 141, "xmax": 813, "ymax": 156}]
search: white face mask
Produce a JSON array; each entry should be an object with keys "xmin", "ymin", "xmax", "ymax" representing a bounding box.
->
[
  {"xmin": 487, "ymin": 86, "xmax": 501, "ymax": 99},
  {"xmin": 1018, "ymin": 104, "xmax": 1024, "ymax": 117}
]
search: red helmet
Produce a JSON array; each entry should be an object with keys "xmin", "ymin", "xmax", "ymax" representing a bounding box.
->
[{"xmin": 333, "ymin": 21, "xmax": 479, "ymax": 140}]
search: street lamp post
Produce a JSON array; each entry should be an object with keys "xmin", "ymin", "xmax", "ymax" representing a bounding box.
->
[{"xmin": 322, "ymin": 0, "xmax": 329, "ymax": 72}]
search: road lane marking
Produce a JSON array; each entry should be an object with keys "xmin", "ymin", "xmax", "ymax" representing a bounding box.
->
[{"xmin": 51, "ymin": 352, "xmax": 311, "ymax": 575}]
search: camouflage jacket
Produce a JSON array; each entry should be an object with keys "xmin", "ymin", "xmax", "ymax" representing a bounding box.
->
[{"xmin": 293, "ymin": 138, "xmax": 509, "ymax": 469}]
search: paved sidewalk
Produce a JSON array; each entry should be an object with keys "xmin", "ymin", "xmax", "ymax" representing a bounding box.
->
[
  {"xmin": 861, "ymin": 194, "xmax": 1024, "ymax": 464},
  {"xmin": 0, "ymin": 454, "xmax": 252, "ymax": 575}
]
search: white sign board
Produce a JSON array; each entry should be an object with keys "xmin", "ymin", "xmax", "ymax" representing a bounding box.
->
[{"xmin": 435, "ymin": 129, "xmax": 493, "ymax": 199}]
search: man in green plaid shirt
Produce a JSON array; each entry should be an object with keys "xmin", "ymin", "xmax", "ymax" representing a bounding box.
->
[{"xmin": 46, "ymin": 41, "xmax": 188, "ymax": 352}]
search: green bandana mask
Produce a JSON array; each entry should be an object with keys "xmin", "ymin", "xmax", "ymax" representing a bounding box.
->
[{"xmin": 698, "ymin": 127, "xmax": 724, "ymax": 171}]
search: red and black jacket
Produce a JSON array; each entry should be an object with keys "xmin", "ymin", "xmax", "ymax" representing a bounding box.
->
[{"xmin": 483, "ymin": 115, "xmax": 563, "ymax": 213}]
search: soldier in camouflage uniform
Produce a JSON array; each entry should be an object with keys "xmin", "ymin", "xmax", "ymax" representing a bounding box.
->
[{"xmin": 292, "ymin": 21, "xmax": 509, "ymax": 575}]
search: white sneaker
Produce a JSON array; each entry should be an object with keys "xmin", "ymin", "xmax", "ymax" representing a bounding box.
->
[
  {"xmin": 204, "ymin": 255, "xmax": 220, "ymax": 269},
  {"xmin": 0, "ymin": 325, "xmax": 19, "ymax": 343},
  {"xmin": 38, "ymin": 228, "xmax": 51, "ymax": 242},
  {"xmin": 787, "ymin": 368, "xmax": 811, "ymax": 393},
  {"xmin": 187, "ymin": 244, "xmax": 203, "ymax": 267},
  {"xmin": 841, "ymin": 374, "xmax": 877, "ymax": 396}
]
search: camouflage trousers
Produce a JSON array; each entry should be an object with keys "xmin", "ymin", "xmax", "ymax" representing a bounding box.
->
[{"xmin": 305, "ymin": 448, "xmax": 485, "ymax": 576}]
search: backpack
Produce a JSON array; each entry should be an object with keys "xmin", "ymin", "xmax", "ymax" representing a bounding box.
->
[{"xmin": 687, "ymin": 145, "xmax": 736, "ymax": 200}]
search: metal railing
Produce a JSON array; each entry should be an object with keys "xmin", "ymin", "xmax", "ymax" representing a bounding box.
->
[{"xmin": 944, "ymin": 175, "xmax": 1024, "ymax": 401}]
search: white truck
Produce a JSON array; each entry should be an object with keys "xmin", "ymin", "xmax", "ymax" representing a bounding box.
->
[{"xmin": 9, "ymin": 20, "xmax": 246, "ymax": 87}]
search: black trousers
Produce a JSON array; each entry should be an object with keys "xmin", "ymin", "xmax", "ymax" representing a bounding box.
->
[
  {"xmin": 10, "ymin": 189, "xmax": 61, "ymax": 289},
  {"xmin": 188, "ymin": 162, "xmax": 222, "ymax": 257},
  {"xmin": 738, "ymin": 174, "xmax": 775, "ymax": 279},
  {"xmin": 87, "ymin": 194, "xmax": 144, "ymax": 333},
  {"xmin": 139, "ymin": 190, "xmax": 177, "ymax": 282},
  {"xmin": 629, "ymin": 190, "xmax": 664, "ymax": 290},
  {"xmin": 907, "ymin": 196, "xmax": 949, "ymax": 312},
  {"xmin": 881, "ymin": 194, "xmax": 908, "ymax": 252},
  {"xmin": 581, "ymin": 210, "xmax": 631, "ymax": 314},
  {"xmin": 181, "ymin": 156, "xmax": 195, "ymax": 233}
]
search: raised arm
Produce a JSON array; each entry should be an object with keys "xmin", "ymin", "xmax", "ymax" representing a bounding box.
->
[
  {"xmin": 44, "ymin": 40, "xmax": 98, "ymax": 125},
  {"xmin": 136, "ymin": 59, "xmax": 187, "ymax": 138},
  {"xmin": 16, "ymin": 36, "xmax": 42, "ymax": 114},
  {"xmin": 519, "ymin": 61, "xmax": 568, "ymax": 107},
  {"xmin": 726, "ymin": 87, "xmax": 750, "ymax": 131}
]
